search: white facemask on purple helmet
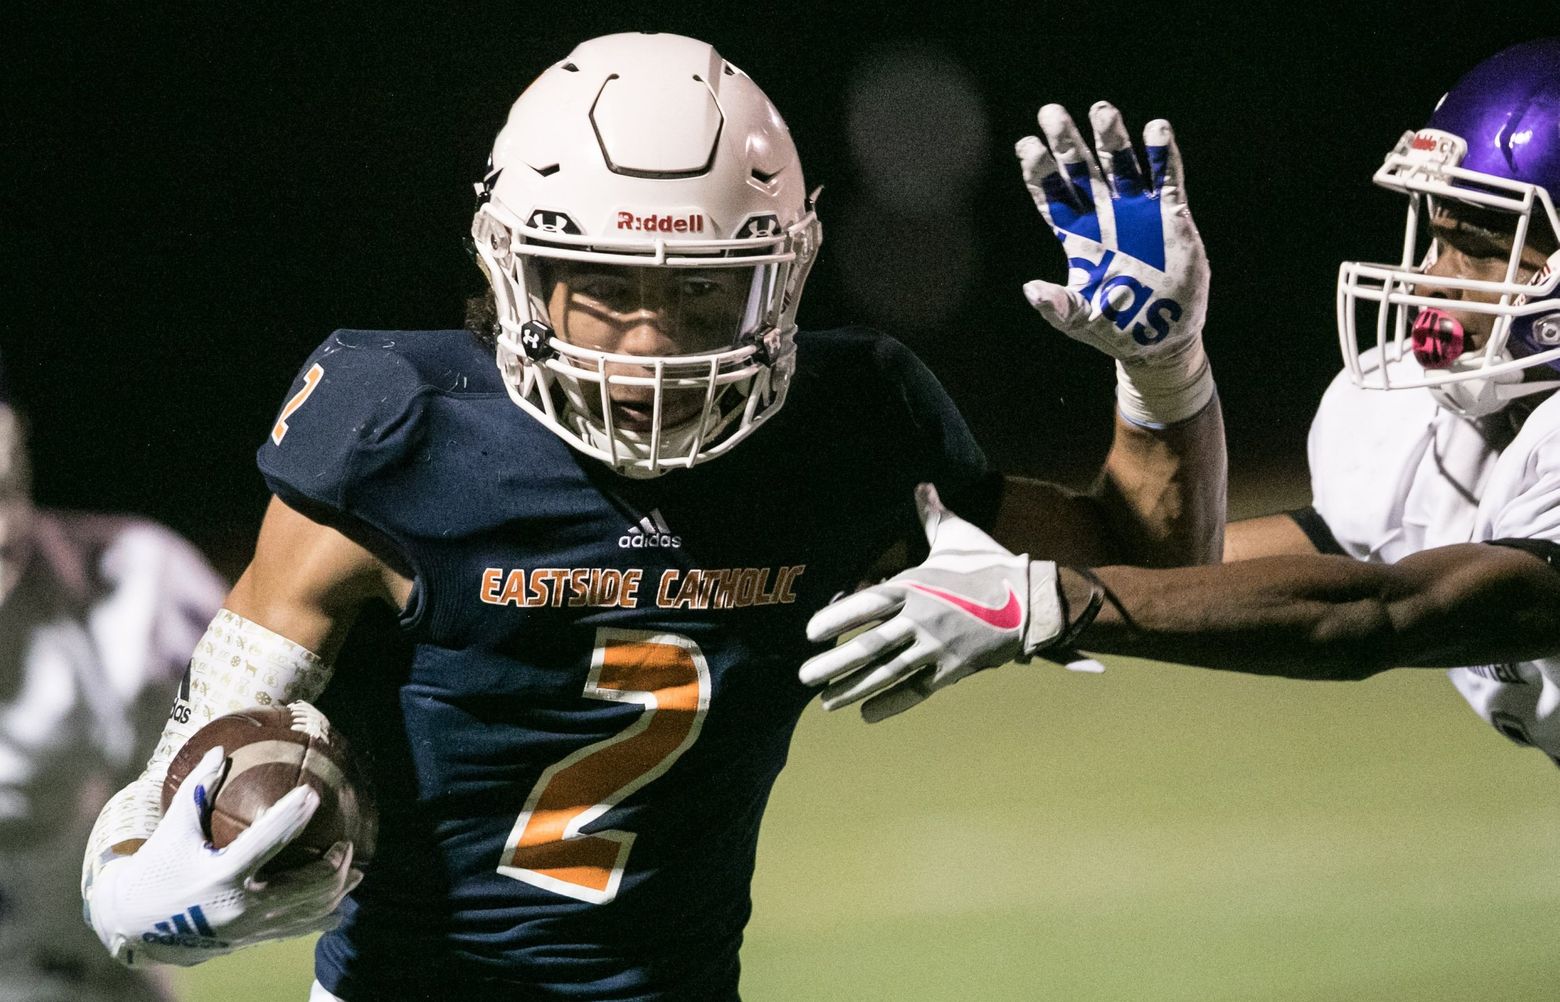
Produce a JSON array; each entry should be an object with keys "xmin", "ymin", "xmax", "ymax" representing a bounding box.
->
[{"xmin": 1337, "ymin": 38, "xmax": 1560, "ymax": 418}]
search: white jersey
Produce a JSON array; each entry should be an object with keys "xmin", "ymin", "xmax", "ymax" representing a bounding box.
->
[
  {"xmin": 1309, "ymin": 348, "xmax": 1560, "ymax": 759},
  {"xmin": 0, "ymin": 510, "xmax": 225, "ymax": 1002}
]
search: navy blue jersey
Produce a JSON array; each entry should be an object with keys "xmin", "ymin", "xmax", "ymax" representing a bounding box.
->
[{"xmin": 256, "ymin": 327, "xmax": 998, "ymax": 1001}]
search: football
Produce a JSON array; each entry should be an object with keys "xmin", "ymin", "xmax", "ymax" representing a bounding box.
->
[{"xmin": 161, "ymin": 701, "xmax": 374, "ymax": 875}]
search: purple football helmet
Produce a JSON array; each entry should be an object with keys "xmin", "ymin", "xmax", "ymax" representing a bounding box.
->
[{"xmin": 1337, "ymin": 38, "xmax": 1560, "ymax": 417}]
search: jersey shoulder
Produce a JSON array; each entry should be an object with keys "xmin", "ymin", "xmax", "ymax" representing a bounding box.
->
[
  {"xmin": 793, "ymin": 325, "xmax": 930, "ymax": 388},
  {"xmin": 1310, "ymin": 351, "xmax": 1440, "ymax": 451},
  {"xmin": 256, "ymin": 329, "xmax": 507, "ymax": 514},
  {"xmin": 791, "ymin": 326, "xmax": 971, "ymax": 441},
  {"xmin": 1504, "ymin": 390, "xmax": 1560, "ymax": 459},
  {"xmin": 1479, "ymin": 392, "xmax": 1560, "ymax": 541},
  {"xmin": 1308, "ymin": 355, "xmax": 1445, "ymax": 558},
  {"xmin": 1308, "ymin": 355, "xmax": 1441, "ymax": 500},
  {"xmin": 23, "ymin": 510, "xmax": 225, "ymax": 698},
  {"xmin": 787, "ymin": 326, "xmax": 999, "ymax": 525}
]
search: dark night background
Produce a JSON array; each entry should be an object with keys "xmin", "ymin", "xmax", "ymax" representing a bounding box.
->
[{"xmin": 4, "ymin": 4, "xmax": 1540, "ymax": 573}]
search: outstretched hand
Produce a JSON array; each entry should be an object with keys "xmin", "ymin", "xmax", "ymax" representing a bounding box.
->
[
  {"xmin": 1016, "ymin": 101, "xmax": 1209, "ymax": 368},
  {"xmin": 799, "ymin": 484, "xmax": 1103, "ymax": 723}
]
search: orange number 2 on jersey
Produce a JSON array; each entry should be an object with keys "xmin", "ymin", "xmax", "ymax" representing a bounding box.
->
[
  {"xmin": 270, "ymin": 363, "xmax": 325, "ymax": 445},
  {"xmin": 497, "ymin": 628, "xmax": 711, "ymax": 904}
]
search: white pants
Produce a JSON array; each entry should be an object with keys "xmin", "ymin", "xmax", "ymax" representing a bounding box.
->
[{"xmin": 308, "ymin": 982, "xmax": 346, "ymax": 1002}]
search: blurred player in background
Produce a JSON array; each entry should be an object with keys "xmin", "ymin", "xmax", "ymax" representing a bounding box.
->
[
  {"xmin": 805, "ymin": 42, "xmax": 1560, "ymax": 765},
  {"xmin": 0, "ymin": 381, "xmax": 226, "ymax": 1001},
  {"xmin": 79, "ymin": 31, "xmax": 1225, "ymax": 1001}
]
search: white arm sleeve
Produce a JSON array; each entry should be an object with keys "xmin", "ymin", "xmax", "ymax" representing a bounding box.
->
[{"xmin": 81, "ymin": 609, "xmax": 333, "ymax": 889}]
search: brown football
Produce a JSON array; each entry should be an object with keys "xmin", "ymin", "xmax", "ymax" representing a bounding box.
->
[{"xmin": 161, "ymin": 702, "xmax": 375, "ymax": 875}]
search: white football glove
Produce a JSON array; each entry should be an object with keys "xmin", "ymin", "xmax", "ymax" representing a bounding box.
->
[
  {"xmin": 799, "ymin": 484, "xmax": 1104, "ymax": 722},
  {"xmin": 84, "ymin": 746, "xmax": 360, "ymax": 967},
  {"xmin": 1018, "ymin": 101, "xmax": 1213, "ymax": 425}
]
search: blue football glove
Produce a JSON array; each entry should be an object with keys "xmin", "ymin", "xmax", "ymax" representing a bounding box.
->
[{"xmin": 1018, "ymin": 102, "xmax": 1213, "ymax": 424}]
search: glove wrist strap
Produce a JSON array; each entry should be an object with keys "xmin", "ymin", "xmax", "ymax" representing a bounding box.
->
[
  {"xmin": 1054, "ymin": 566, "xmax": 1106, "ymax": 650},
  {"xmin": 1021, "ymin": 561, "xmax": 1105, "ymax": 657},
  {"xmin": 1115, "ymin": 339, "xmax": 1213, "ymax": 428}
]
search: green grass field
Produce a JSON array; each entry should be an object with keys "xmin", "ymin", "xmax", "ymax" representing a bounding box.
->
[{"xmin": 173, "ymin": 659, "xmax": 1560, "ymax": 1001}]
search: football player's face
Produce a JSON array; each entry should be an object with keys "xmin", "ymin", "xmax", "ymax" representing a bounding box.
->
[
  {"xmin": 1418, "ymin": 204, "xmax": 1553, "ymax": 349},
  {"xmin": 544, "ymin": 263, "xmax": 751, "ymax": 429}
]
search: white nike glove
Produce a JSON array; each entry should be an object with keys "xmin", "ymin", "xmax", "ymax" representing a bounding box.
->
[
  {"xmin": 1017, "ymin": 101, "xmax": 1213, "ymax": 426},
  {"xmin": 84, "ymin": 746, "xmax": 360, "ymax": 967},
  {"xmin": 799, "ymin": 484, "xmax": 1105, "ymax": 723}
]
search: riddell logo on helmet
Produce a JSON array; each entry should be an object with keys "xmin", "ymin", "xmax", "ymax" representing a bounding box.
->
[
  {"xmin": 615, "ymin": 211, "xmax": 705, "ymax": 234},
  {"xmin": 1400, "ymin": 129, "xmax": 1466, "ymax": 165}
]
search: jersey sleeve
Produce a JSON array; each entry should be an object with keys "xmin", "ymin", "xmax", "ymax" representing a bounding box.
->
[
  {"xmin": 870, "ymin": 334, "xmax": 1002, "ymax": 530},
  {"xmin": 256, "ymin": 331, "xmax": 430, "ymax": 522},
  {"xmin": 1485, "ymin": 401, "xmax": 1560, "ymax": 543},
  {"xmin": 1306, "ymin": 356, "xmax": 1441, "ymax": 562},
  {"xmin": 28, "ymin": 513, "xmax": 230, "ymax": 781},
  {"xmin": 97, "ymin": 522, "xmax": 228, "ymax": 780}
]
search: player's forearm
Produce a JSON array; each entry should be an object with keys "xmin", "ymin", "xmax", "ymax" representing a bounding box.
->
[
  {"xmin": 1090, "ymin": 397, "xmax": 1227, "ymax": 568},
  {"xmin": 1060, "ymin": 544, "xmax": 1560, "ymax": 680},
  {"xmin": 1058, "ymin": 557, "xmax": 1400, "ymax": 680}
]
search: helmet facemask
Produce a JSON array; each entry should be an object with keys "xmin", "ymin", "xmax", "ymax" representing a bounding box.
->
[
  {"xmin": 1337, "ymin": 36, "xmax": 1560, "ymax": 420},
  {"xmin": 1337, "ymin": 137, "xmax": 1560, "ymax": 418},
  {"xmin": 475, "ymin": 199, "xmax": 818, "ymax": 476}
]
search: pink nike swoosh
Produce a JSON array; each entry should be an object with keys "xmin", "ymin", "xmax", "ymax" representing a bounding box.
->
[{"xmin": 906, "ymin": 583, "xmax": 1023, "ymax": 630}]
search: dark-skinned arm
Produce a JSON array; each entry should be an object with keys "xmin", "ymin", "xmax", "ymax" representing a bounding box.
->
[
  {"xmin": 1058, "ymin": 541, "xmax": 1560, "ymax": 680},
  {"xmin": 992, "ymin": 400, "xmax": 1227, "ymax": 570}
]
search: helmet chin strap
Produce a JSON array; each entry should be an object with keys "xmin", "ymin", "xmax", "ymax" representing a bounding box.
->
[
  {"xmin": 1430, "ymin": 365, "xmax": 1560, "ymax": 418},
  {"xmin": 1414, "ymin": 298, "xmax": 1560, "ymax": 416}
]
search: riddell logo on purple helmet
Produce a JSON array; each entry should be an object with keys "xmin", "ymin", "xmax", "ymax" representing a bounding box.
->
[
  {"xmin": 1411, "ymin": 132, "xmax": 1458, "ymax": 155},
  {"xmin": 615, "ymin": 211, "xmax": 705, "ymax": 233},
  {"xmin": 1398, "ymin": 129, "xmax": 1467, "ymax": 166}
]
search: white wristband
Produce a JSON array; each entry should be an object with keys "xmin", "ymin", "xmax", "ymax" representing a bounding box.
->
[{"xmin": 1115, "ymin": 338, "xmax": 1214, "ymax": 428}]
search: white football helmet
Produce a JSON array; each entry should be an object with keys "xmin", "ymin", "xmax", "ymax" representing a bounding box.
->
[
  {"xmin": 1337, "ymin": 39, "xmax": 1560, "ymax": 418},
  {"xmin": 470, "ymin": 32, "xmax": 821, "ymax": 476}
]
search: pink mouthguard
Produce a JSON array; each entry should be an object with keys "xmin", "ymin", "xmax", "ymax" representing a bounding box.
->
[{"xmin": 1411, "ymin": 307, "xmax": 1465, "ymax": 369}]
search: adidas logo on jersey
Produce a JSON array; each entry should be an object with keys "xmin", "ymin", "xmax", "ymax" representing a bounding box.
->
[{"xmin": 620, "ymin": 510, "xmax": 682, "ymax": 549}]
